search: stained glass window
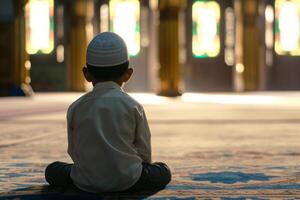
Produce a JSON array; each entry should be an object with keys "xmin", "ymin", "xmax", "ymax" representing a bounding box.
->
[
  {"xmin": 25, "ymin": 0, "xmax": 54, "ymax": 54},
  {"xmin": 192, "ymin": 0, "xmax": 221, "ymax": 58},
  {"xmin": 109, "ymin": 0, "xmax": 140, "ymax": 57},
  {"xmin": 275, "ymin": 0, "xmax": 300, "ymax": 56}
]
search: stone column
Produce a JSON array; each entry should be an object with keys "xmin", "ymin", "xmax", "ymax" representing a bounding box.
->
[
  {"xmin": 67, "ymin": 0, "xmax": 93, "ymax": 91},
  {"xmin": 158, "ymin": 0, "xmax": 184, "ymax": 96},
  {"xmin": 0, "ymin": 0, "xmax": 32, "ymax": 96},
  {"xmin": 242, "ymin": 0, "xmax": 260, "ymax": 91}
]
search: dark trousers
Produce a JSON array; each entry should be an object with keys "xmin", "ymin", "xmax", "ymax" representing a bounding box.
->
[{"xmin": 45, "ymin": 161, "xmax": 171, "ymax": 192}]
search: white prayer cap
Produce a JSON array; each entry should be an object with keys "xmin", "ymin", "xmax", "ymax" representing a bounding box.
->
[{"xmin": 86, "ymin": 32, "xmax": 129, "ymax": 67}]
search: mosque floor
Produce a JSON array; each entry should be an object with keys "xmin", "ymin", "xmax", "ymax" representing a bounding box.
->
[{"xmin": 1, "ymin": 92, "xmax": 300, "ymax": 199}]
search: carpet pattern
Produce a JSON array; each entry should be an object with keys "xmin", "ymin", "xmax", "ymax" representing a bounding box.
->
[{"xmin": 1, "ymin": 93, "xmax": 300, "ymax": 199}]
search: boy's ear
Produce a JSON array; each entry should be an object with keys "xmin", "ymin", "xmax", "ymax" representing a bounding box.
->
[
  {"xmin": 123, "ymin": 68, "xmax": 133, "ymax": 82},
  {"xmin": 82, "ymin": 67, "xmax": 93, "ymax": 82}
]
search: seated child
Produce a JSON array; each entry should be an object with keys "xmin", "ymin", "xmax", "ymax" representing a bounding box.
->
[{"xmin": 45, "ymin": 32, "xmax": 171, "ymax": 193}]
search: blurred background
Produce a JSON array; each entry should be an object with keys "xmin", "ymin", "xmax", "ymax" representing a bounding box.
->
[
  {"xmin": 1, "ymin": 1, "xmax": 300, "ymax": 197},
  {"xmin": 0, "ymin": 0, "xmax": 300, "ymax": 97}
]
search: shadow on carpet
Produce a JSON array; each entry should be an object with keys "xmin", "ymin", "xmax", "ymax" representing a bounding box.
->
[{"xmin": 0, "ymin": 185, "xmax": 160, "ymax": 200}]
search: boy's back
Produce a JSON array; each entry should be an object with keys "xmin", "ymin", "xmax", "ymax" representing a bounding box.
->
[
  {"xmin": 67, "ymin": 81, "xmax": 151, "ymax": 192},
  {"xmin": 45, "ymin": 32, "xmax": 171, "ymax": 193}
]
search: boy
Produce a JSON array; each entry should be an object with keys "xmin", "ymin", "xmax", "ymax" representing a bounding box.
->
[{"xmin": 45, "ymin": 32, "xmax": 171, "ymax": 193}]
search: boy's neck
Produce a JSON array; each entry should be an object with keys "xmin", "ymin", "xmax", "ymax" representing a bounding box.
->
[{"xmin": 92, "ymin": 80, "xmax": 123, "ymax": 87}]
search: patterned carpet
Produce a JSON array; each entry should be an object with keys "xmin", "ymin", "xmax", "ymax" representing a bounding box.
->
[{"xmin": 1, "ymin": 93, "xmax": 300, "ymax": 199}]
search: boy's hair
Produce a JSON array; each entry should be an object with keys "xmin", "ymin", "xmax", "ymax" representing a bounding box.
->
[{"xmin": 87, "ymin": 61, "xmax": 129, "ymax": 81}]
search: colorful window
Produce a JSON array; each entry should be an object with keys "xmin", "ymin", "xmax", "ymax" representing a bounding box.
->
[
  {"xmin": 275, "ymin": 0, "xmax": 300, "ymax": 56},
  {"xmin": 25, "ymin": 0, "xmax": 54, "ymax": 54},
  {"xmin": 192, "ymin": 0, "xmax": 221, "ymax": 58},
  {"xmin": 109, "ymin": 0, "xmax": 140, "ymax": 57}
]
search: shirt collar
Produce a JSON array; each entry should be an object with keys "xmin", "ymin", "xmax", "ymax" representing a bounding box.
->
[{"xmin": 93, "ymin": 81, "xmax": 123, "ymax": 92}]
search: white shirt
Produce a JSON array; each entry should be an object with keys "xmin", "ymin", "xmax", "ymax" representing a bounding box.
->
[{"xmin": 67, "ymin": 81, "xmax": 151, "ymax": 193}]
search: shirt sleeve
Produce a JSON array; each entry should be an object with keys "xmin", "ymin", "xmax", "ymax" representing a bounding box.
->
[
  {"xmin": 67, "ymin": 105, "xmax": 74, "ymax": 158},
  {"xmin": 134, "ymin": 105, "xmax": 152, "ymax": 163}
]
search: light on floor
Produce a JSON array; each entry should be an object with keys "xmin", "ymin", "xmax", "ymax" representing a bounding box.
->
[{"xmin": 182, "ymin": 93, "xmax": 277, "ymax": 105}]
